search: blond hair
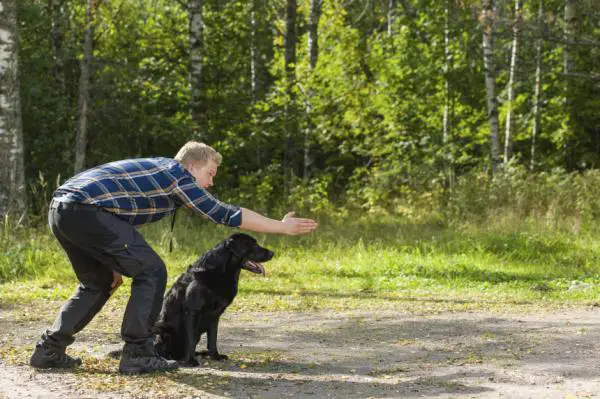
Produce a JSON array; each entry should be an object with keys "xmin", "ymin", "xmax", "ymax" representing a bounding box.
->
[{"xmin": 174, "ymin": 141, "xmax": 222, "ymax": 166}]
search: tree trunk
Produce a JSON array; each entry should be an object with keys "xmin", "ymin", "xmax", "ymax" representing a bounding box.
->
[
  {"xmin": 284, "ymin": 0, "xmax": 297, "ymax": 194},
  {"xmin": 562, "ymin": 0, "xmax": 576, "ymax": 167},
  {"xmin": 387, "ymin": 0, "xmax": 396, "ymax": 37},
  {"xmin": 74, "ymin": 0, "xmax": 93, "ymax": 173},
  {"xmin": 442, "ymin": 0, "xmax": 454, "ymax": 188},
  {"xmin": 530, "ymin": 0, "xmax": 543, "ymax": 171},
  {"xmin": 443, "ymin": 0, "xmax": 451, "ymax": 148},
  {"xmin": 49, "ymin": 0, "xmax": 65, "ymax": 91},
  {"xmin": 563, "ymin": 0, "xmax": 576, "ymax": 77},
  {"xmin": 503, "ymin": 0, "xmax": 521, "ymax": 164},
  {"xmin": 188, "ymin": 0, "xmax": 205, "ymax": 136},
  {"xmin": 482, "ymin": 0, "xmax": 501, "ymax": 174},
  {"xmin": 308, "ymin": 0, "xmax": 321, "ymax": 71},
  {"xmin": 304, "ymin": 0, "xmax": 322, "ymax": 181},
  {"xmin": 250, "ymin": 0, "xmax": 259, "ymax": 104},
  {"xmin": 250, "ymin": 0, "xmax": 271, "ymax": 104},
  {"xmin": 0, "ymin": 0, "xmax": 26, "ymax": 217}
]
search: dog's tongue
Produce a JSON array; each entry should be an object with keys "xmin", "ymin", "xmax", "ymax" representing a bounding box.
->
[{"xmin": 243, "ymin": 260, "xmax": 266, "ymax": 275}]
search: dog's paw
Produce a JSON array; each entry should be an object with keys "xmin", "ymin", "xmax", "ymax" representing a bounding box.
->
[
  {"xmin": 179, "ymin": 357, "xmax": 200, "ymax": 367},
  {"xmin": 198, "ymin": 350, "xmax": 228, "ymax": 361}
]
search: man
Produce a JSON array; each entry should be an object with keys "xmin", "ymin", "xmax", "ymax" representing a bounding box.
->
[{"xmin": 29, "ymin": 141, "xmax": 318, "ymax": 374}]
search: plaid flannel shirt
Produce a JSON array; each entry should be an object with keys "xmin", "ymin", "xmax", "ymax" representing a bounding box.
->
[{"xmin": 52, "ymin": 157, "xmax": 242, "ymax": 227}]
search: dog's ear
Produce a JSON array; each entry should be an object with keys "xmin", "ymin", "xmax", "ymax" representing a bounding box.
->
[
  {"xmin": 225, "ymin": 233, "xmax": 255, "ymax": 256},
  {"xmin": 194, "ymin": 246, "xmax": 227, "ymax": 273}
]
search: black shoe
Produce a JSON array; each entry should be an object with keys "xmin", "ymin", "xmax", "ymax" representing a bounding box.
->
[
  {"xmin": 29, "ymin": 343, "xmax": 82, "ymax": 369},
  {"xmin": 119, "ymin": 342, "xmax": 178, "ymax": 374}
]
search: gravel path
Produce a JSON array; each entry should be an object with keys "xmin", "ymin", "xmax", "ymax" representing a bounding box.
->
[{"xmin": 1, "ymin": 303, "xmax": 600, "ymax": 398}]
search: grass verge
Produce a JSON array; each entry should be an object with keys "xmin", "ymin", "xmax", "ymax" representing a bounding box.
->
[{"xmin": 2, "ymin": 213, "xmax": 600, "ymax": 312}]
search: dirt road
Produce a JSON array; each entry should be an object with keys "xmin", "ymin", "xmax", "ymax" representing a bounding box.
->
[{"xmin": 1, "ymin": 303, "xmax": 599, "ymax": 398}]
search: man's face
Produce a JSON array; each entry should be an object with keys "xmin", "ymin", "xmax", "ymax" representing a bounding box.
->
[{"xmin": 189, "ymin": 160, "xmax": 218, "ymax": 189}]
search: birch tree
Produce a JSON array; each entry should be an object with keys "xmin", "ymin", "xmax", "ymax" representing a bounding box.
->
[
  {"xmin": 562, "ymin": 0, "xmax": 577, "ymax": 167},
  {"xmin": 0, "ymin": 0, "xmax": 26, "ymax": 217},
  {"xmin": 481, "ymin": 0, "xmax": 501, "ymax": 173},
  {"xmin": 443, "ymin": 0, "xmax": 454, "ymax": 187},
  {"xmin": 503, "ymin": 0, "xmax": 522, "ymax": 163},
  {"xmin": 74, "ymin": 0, "xmax": 94, "ymax": 172},
  {"xmin": 387, "ymin": 0, "xmax": 396, "ymax": 37},
  {"xmin": 443, "ymin": 0, "xmax": 450, "ymax": 148},
  {"xmin": 530, "ymin": 0, "xmax": 544, "ymax": 170},
  {"xmin": 563, "ymin": 0, "xmax": 576, "ymax": 78},
  {"xmin": 188, "ymin": 0, "xmax": 205, "ymax": 135},
  {"xmin": 303, "ymin": 0, "xmax": 322, "ymax": 180},
  {"xmin": 283, "ymin": 0, "xmax": 297, "ymax": 193},
  {"xmin": 250, "ymin": 0, "xmax": 273, "ymax": 104},
  {"xmin": 250, "ymin": 0, "xmax": 260, "ymax": 104},
  {"xmin": 49, "ymin": 0, "xmax": 65, "ymax": 91}
]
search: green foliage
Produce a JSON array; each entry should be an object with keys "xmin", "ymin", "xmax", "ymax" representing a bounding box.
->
[{"xmin": 14, "ymin": 0, "xmax": 600, "ymax": 219}]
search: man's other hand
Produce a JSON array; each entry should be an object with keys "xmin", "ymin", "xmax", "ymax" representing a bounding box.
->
[{"xmin": 110, "ymin": 271, "xmax": 123, "ymax": 295}]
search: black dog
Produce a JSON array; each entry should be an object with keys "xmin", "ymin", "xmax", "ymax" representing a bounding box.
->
[{"xmin": 154, "ymin": 233, "xmax": 274, "ymax": 366}]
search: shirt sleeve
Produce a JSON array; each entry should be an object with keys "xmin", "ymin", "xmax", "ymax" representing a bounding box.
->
[{"xmin": 173, "ymin": 174, "xmax": 242, "ymax": 227}]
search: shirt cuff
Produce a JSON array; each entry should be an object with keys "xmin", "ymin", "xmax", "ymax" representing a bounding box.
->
[{"xmin": 228, "ymin": 208, "xmax": 242, "ymax": 227}]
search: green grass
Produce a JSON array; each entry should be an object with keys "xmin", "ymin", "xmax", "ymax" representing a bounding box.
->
[{"xmin": 2, "ymin": 212, "xmax": 600, "ymax": 312}]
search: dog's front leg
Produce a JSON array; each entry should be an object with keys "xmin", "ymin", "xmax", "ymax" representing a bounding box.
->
[
  {"xmin": 200, "ymin": 318, "xmax": 227, "ymax": 360},
  {"xmin": 181, "ymin": 308, "xmax": 200, "ymax": 366}
]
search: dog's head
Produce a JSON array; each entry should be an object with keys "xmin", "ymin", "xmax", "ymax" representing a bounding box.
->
[{"xmin": 196, "ymin": 233, "xmax": 274, "ymax": 275}]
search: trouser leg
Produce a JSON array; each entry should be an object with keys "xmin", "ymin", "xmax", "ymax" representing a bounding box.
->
[
  {"xmin": 121, "ymin": 249, "xmax": 167, "ymax": 344},
  {"xmin": 42, "ymin": 204, "xmax": 168, "ymax": 349},
  {"xmin": 42, "ymin": 209, "xmax": 113, "ymax": 350}
]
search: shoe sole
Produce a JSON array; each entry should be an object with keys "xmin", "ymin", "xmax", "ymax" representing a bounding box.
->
[
  {"xmin": 30, "ymin": 362, "xmax": 81, "ymax": 369},
  {"xmin": 119, "ymin": 366, "xmax": 178, "ymax": 374}
]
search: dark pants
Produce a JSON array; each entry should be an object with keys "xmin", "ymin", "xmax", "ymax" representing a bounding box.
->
[{"xmin": 41, "ymin": 200, "xmax": 167, "ymax": 350}]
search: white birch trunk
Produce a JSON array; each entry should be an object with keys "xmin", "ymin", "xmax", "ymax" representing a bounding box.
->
[
  {"xmin": 387, "ymin": 0, "xmax": 396, "ymax": 37},
  {"xmin": 564, "ymin": 0, "xmax": 576, "ymax": 77},
  {"xmin": 304, "ymin": 0, "xmax": 321, "ymax": 180},
  {"xmin": 530, "ymin": 0, "xmax": 543, "ymax": 171},
  {"xmin": 0, "ymin": 0, "xmax": 26, "ymax": 217},
  {"xmin": 250, "ymin": 0, "xmax": 272, "ymax": 105},
  {"xmin": 49, "ymin": 0, "xmax": 65, "ymax": 90},
  {"xmin": 188, "ymin": 0, "xmax": 205, "ymax": 135},
  {"xmin": 443, "ymin": 0, "xmax": 450, "ymax": 147},
  {"xmin": 284, "ymin": 0, "xmax": 297, "ymax": 193},
  {"xmin": 74, "ymin": 0, "xmax": 93, "ymax": 172},
  {"xmin": 250, "ymin": 1, "xmax": 258, "ymax": 103},
  {"xmin": 308, "ymin": 0, "xmax": 321, "ymax": 71},
  {"xmin": 562, "ymin": 0, "xmax": 576, "ymax": 166},
  {"xmin": 482, "ymin": 0, "xmax": 501, "ymax": 173},
  {"xmin": 442, "ymin": 0, "xmax": 454, "ymax": 188},
  {"xmin": 503, "ymin": 0, "xmax": 521, "ymax": 164}
]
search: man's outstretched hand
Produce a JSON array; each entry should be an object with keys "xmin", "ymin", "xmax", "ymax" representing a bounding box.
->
[
  {"xmin": 281, "ymin": 211, "xmax": 318, "ymax": 236},
  {"xmin": 239, "ymin": 207, "xmax": 318, "ymax": 235}
]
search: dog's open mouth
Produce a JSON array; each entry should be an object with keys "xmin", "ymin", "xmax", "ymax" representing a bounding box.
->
[{"xmin": 242, "ymin": 260, "xmax": 266, "ymax": 275}]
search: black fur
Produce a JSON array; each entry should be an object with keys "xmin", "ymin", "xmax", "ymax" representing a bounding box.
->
[{"xmin": 154, "ymin": 233, "xmax": 274, "ymax": 366}]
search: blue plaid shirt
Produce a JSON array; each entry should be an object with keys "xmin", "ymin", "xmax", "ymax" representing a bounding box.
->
[{"xmin": 52, "ymin": 157, "xmax": 242, "ymax": 227}]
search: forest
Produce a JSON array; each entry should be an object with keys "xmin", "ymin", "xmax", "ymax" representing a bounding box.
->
[{"xmin": 0, "ymin": 0, "xmax": 599, "ymax": 223}]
